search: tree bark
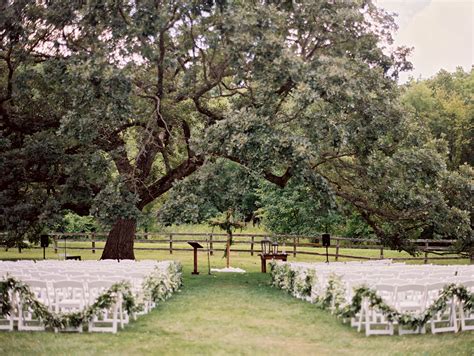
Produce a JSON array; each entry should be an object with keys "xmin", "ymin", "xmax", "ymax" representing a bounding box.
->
[{"xmin": 101, "ymin": 218, "xmax": 137, "ymax": 260}]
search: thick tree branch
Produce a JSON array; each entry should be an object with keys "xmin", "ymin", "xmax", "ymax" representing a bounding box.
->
[
  {"xmin": 181, "ymin": 119, "xmax": 194, "ymax": 158},
  {"xmin": 111, "ymin": 121, "xmax": 147, "ymax": 136},
  {"xmin": 138, "ymin": 155, "xmax": 205, "ymax": 209},
  {"xmin": 193, "ymin": 97, "xmax": 224, "ymax": 125},
  {"xmin": 223, "ymin": 155, "xmax": 292, "ymax": 188},
  {"xmin": 157, "ymin": 30, "xmax": 166, "ymax": 99},
  {"xmin": 264, "ymin": 167, "xmax": 293, "ymax": 188}
]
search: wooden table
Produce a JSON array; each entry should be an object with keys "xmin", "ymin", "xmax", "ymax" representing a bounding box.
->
[{"xmin": 259, "ymin": 253, "xmax": 288, "ymax": 273}]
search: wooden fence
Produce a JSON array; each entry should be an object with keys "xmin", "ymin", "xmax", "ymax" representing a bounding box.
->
[{"xmin": 10, "ymin": 231, "xmax": 469, "ymax": 264}]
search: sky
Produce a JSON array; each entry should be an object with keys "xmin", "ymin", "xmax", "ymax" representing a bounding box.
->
[{"xmin": 376, "ymin": 0, "xmax": 473, "ymax": 83}]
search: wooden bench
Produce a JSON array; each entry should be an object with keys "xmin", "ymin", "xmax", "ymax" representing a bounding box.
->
[{"xmin": 259, "ymin": 253, "xmax": 288, "ymax": 273}]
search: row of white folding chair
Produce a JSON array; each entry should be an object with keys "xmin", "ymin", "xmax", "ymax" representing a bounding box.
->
[
  {"xmin": 358, "ymin": 283, "xmax": 421, "ymax": 336},
  {"xmin": 357, "ymin": 282, "xmax": 469, "ymax": 336},
  {"xmin": 309, "ymin": 267, "xmax": 470, "ymax": 291},
  {"xmin": 6, "ymin": 266, "xmax": 156, "ymax": 273},
  {"xmin": 1, "ymin": 261, "xmax": 160, "ymax": 269},
  {"xmin": 0, "ymin": 261, "xmax": 161, "ymax": 271},
  {"xmin": 20, "ymin": 279, "xmax": 126, "ymax": 307},
  {"xmin": 12, "ymin": 279, "xmax": 130, "ymax": 333}
]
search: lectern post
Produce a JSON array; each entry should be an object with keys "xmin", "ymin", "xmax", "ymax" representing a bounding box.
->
[
  {"xmin": 322, "ymin": 233, "xmax": 331, "ymax": 264},
  {"xmin": 188, "ymin": 241, "xmax": 203, "ymax": 275}
]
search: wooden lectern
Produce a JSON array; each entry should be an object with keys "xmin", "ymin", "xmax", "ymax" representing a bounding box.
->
[{"xmin": 188, "ymin": 241, "xmax": 203, "ymax": 275}]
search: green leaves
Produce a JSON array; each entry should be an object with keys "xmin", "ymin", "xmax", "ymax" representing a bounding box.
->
[
  {"xmin": 256, "ymin": 176, "xmax": 336, "ymax": 235},
  {"xmin": 2, "ymin": 0, "xmax": 469, "ymax": 257}
]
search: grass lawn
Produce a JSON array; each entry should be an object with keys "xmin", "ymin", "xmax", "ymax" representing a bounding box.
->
[{"xmin": 0, "ymin": 249, "xmax": 473, "ymax": 355}]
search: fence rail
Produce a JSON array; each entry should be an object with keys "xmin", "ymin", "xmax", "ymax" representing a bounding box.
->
[
  {"xmin": 2, "ymin": 231, "xmax": 471, "ymax": 264},
  {"xmin": 0, "ymin": 232, "xmax": 466, "ymax": 263}
]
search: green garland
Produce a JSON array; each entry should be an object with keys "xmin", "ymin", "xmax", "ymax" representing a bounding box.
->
[
  {"xmin": 338, "ymin": 283, "xmax": 474, "ymax": 330},
  {"xmin": 0, "ymin": 261, "xmax": 183, "ymax": 331},
  {"xmin": 270, "ymin": 262, "xmax": 474, "ymax": 330},
  {"xmin": 0, "ymin": 277, "xmax": 138, "ymax": 329}
]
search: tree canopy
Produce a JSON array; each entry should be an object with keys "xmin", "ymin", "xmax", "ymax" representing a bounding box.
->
[{"xmin": 1, "ymin": 0, "xmax": 471, "ymax": 258}]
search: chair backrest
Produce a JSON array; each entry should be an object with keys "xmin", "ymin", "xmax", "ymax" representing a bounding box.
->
[
  {"xmin": 87, "ymin": 280, "xmax": 115, "ymax": 291},
  {"xmin": 395, "ymin": 284, "xmax": 426, "ymax": 303},
  {"xmin": 375, "ymin": 284, "xmax": 397, "ymax": 305},
  {"xmin": 22, "ymin": 279, "xmax": 50, "ymax": 305},
  {"xmin": 53, "ymin": 280, "xmax": 85, "ymax": 302},
  {"xmin": 400, "ymin": 273, "xmax": 425, "ymax": 282},
  {"xmin": 396, "ymin": 284, "xmax": 426, "ymax": 293},
  {"xmin": 87, "ymin": 280, "xmax": 116, "ymax": 304},
  {"xmin": 460, "ymin": 280, "xmax": 474, "ymax": 292},
  {"xmin": 425, "ymin": 282, "xmax": 447, "ymax": 304},
  {"xmin": 42, "ymin": 273, "xmax": 66, "ymax": 281}
]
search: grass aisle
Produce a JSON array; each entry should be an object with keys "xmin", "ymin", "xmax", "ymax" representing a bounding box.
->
[{"xmin": 1, "ymin": 266, "xmax": 473, "ymax": 356}]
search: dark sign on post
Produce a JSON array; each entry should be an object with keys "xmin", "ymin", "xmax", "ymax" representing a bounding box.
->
[
  {"xmin": 40, "ymin": 234, "xmax": 49, "ymax": 260},
  {"xmin": 188, "ymin": 241, "xmax": 203, "ymax": 275},
  {"xmin": 40, "ymin": 235, "xmax": 49, "ymax": 248},
  {"xmin": 322, "ymin": 233, "xmax": 331, "ymax": 247}
]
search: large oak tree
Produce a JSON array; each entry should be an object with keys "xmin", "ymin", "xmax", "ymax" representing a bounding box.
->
[{"xmin": 1, "ymin": 0, "xmax": 470, "ymax": 258}]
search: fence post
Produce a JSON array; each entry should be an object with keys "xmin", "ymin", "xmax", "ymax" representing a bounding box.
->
[
  {"xmin": 91, "ymin": 232, "xmax": 96, "ymax": 254},
  {"xmin": 335, "ymin": 239, "xmax": 340, "ymax": 261},
  {"xmin": 424, "ymin": 240, "xmax": 429, "ymax": 264},
  {"xmin": 54, "ymin": 236, "xmax": 58, "ymax": 254},
  {"xmin": 380, "ymin": 245, "xmax": 384, "ymax": 260},
  {"xmin": 209, "ymin": 233, "xmax": 213, "ymax": 256},
  {"xmin": 250, "ymin": 236, "xmax": 254, "ymax": 256},
  {"xmin": 293, "ymin": 236, "xmax": 297, "ymax": 257},
  {"xmin": 169, "ymin": 234, "xmax": 173, "ymax": 254}
]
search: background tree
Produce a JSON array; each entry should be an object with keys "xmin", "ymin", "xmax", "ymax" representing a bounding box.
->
[
  {"xmin": 157, "ymin": 159, "xmax": 259, "ymax": 225},
  {"xmin": 256, "ymin": 177, "xmax": 374, "ymax": 239},
  {"xmin": 0, "ymin": 1, "xmax": 110, "ymax": 247},
  {"xmin": 208, "ymin": 208, "xmax": 244, "ymax": 268},
  {"xmin": 401, "ymin": 68, "xmax": 473, "ymax": 170}
]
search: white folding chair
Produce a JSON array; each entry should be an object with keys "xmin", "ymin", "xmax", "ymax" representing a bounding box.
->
[
  {"xmin": 17, "ymin": 280, "xmax": 49, "ymax": 331},
  {"xmin": 53, "ymin": 280, "xmax": 86, "ymax": 332},
  {"xmin": 395, "ymin": 284, "xmax": 427, "ymax": 335},
  {"xmin": 87, "ymin": 280, "xmax": 120, "ymax": 333},
  {"xmin": 458, "ymin": 281, "xmax": 474, "ymax": 331},
  {"xmin": 359, "ymin": 284, "xmax": 396, "ymax": 336},
  {"xmin": 0, "ymin": 290, "xmax": 17, "ymax": 331}
]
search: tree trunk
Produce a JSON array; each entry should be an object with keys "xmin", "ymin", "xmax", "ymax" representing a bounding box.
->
[{"xmin": 101, "ymin": 218, "xmax": 136, "ymax": 260}]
